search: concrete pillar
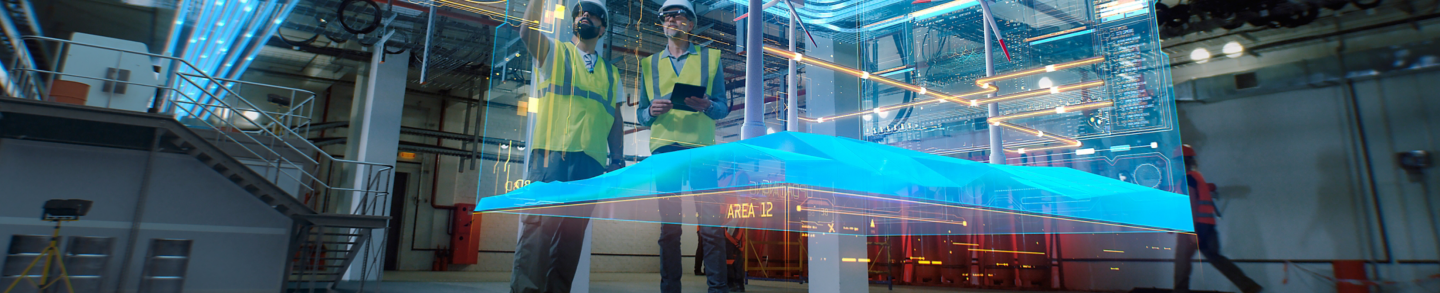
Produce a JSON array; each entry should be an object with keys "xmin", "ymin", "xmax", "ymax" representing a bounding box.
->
[
  {"xmin": 805, "ymin": 36, "xmax": 861, "ymax": 138},
  {"xmin": 572, "ymin": 224, "xmax": 594, "ymax": 292},
  {"xmin": 807, "ymin": 233, "xmax": 869, "ymax": 293},
  {"xmin": 802, "ymin": 34, "xmax": 868, "ymax": 293},
  {"xmin": 341, "ymin": 49, "xmax": 409, "ymax": 281}
]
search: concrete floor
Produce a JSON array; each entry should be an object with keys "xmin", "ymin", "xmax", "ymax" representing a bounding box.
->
[{"xmin": 326, "ymin": 271, "xmax": 1098, "ymax": 293}]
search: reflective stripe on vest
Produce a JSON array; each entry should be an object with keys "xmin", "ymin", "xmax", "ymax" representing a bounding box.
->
[
  {"xmin": 539, "ymin": 52, "xmax": 617, "ymax": 115},
  {"xmin": 1188, "ymin": 170, "xmax": 1218, "ymax": 224},
  {"xmin": 645, "ymin": 46, "xmax": 719, "ymax": 151},
  {"xmin": 532, "ymin": 43, "xmax": 617, "ymax": 165}
]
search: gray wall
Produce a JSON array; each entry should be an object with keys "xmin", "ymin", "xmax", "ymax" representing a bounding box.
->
[
  {"xmin": 0, "ymin": 139, "xmax": 292, "ymax": 293},
  {"xmin": 1056, "ymin": 66, "xmax": 1440, "ymax": 293}
]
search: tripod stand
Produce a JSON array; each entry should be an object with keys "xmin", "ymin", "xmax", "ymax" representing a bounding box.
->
[{"xmin": 4, "ymin": 219, "xmax": 76, "ymax": 293}]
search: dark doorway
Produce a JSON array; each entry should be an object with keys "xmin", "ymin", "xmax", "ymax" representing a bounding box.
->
[{"xmin": 384, "ymin": 172, "xmax": 410, "ymax": 271}]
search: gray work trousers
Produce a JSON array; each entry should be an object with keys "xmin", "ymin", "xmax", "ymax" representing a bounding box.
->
[
  {"xmin": 1174, "ymin": 223, "xmax": 1261, "ymax": 293},
  {"xmin": 653, "ymin": 144, "xmax": 728, "ymax": 293},
  {"xmin": 511, "ymin": 150, "xmax": 605, "ymax": 293}
]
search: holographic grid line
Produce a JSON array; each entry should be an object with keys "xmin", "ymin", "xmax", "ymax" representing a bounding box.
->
[
  {"xmin": 761, "ymin": 46, "xmax": 1108, "ymax": 152},
  {"xmin": 479, "ymin": 183, "xmax": 1191, "ymax": 234}
]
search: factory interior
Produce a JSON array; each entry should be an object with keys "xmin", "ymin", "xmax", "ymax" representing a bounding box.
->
[{"xmin": 1, "ymin": 0, "xmax": 1439, "ymax": 292}]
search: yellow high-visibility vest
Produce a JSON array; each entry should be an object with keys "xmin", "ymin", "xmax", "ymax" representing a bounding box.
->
[
  {"xmin": 641, "ymin": 45, "xmax": 722, "ymax": 151},
  {"xmin": 532, "ymin": 42, "xmax": 617, "ymax": 165}
]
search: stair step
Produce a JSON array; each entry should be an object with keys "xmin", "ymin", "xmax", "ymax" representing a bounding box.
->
[
  {"xmin": 290, "ymin": 272, "xmax": 342, "ymax": 276},
  {"xmin": 293, "ymin": 262, "xmax": 347, "ymax": 266},
  {"xmin": 290, "ymin": 268, "xmax": 342, "ymax": 272},
  {"xmin": 300, "ymin": 214, "xmax": 389, "ymax": 228},
  {"xmin": 293, "ymin": 246, "xmax": 349, "ymax": 251},
  {"xmin": 290, "ymin": 252, "xmax": 347, "ymax": 256}
]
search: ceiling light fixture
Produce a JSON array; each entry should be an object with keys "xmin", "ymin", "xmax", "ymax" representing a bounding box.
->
[
  {"xmin": 1190, "ymin": 48, "xmax": 1212, "ymax": 63},
  {"xmin": 1222, "ymin": 41, "xmax": 1244, "ymax": 58}
]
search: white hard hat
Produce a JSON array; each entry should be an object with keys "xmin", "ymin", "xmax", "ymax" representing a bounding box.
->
[
  {"xmin": 659, "ymin": 0, "xmax": 695, "ymax": 18},
  {"xmin": 573, "ymin": 0, "xmax": 608, "ymax": 24}
]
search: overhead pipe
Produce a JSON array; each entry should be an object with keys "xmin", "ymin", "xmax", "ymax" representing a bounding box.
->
[
  {"xmin": 786, "ymin": 5, "xmax": 799, "ymax": 132},
  {"xmin": 981, "ymin": 0, "xmax": 1001, "ymax": 165},
  {"xmin": 372, "ymin": 0, "xmax": 503, "ymax": 26}
]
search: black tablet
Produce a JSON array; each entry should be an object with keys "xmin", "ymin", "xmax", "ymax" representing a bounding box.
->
[{"xmin": 668, "ymin": 83, "xmax": 707, "ymax": 112}]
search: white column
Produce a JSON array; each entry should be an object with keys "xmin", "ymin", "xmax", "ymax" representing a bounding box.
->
[
  {"xmin": 807, "ymin": 233, "xmax": 868, "ymax": 293},
  {"xmin": 571, "ymin": 223, "xmax": 594, "ymax": 292},
  {"xmin": 802, "ymin": 33, "xmax": 867, "ymax": 292},
  {"xmin": 341, "ymin": 46, "xmax": 409, "ymax": 281}
]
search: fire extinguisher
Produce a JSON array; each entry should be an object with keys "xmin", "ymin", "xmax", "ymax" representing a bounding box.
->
[{"xmin": 432, "ymin": 247, "xmax": 452, "ymax": 271}]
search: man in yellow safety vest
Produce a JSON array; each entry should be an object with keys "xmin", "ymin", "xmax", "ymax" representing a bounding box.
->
[
  {"xmin": 637, "ymin": 0, "xmax": 731, "ymax": 292},
  {"xmin": 511, "ymin": 0, "xmax": 625, "ymax": 291}
]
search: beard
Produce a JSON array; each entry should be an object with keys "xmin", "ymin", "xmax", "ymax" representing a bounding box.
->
[
  {"xmin": 664, "ymin": 24, "xmax": 689, "ymax": 39},
  {"xmin": 574, "ymin": 22, "xmax": 602, "ymax": 40}
]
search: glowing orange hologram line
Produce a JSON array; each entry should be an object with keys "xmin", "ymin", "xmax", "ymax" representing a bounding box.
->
[
  {"xmin": 760, "ymin": 45, "xmax": 1109, "ymax": 149},
  {"xmin": 972, "ymin": 80, "xmax": 1106, "ymax": 105},
  {"xmin": 974, "ymin": 56, "xmax": 1106, "ymax": 86},
  {"xmin": 986, "ymin": 101, "xmax": 1114, "ymax": 123},
  {"xmin": 761, "ymin": 46, "xmax": 1106, "ymax": 132},
  {"xmin": 992, "ymin": 122, "xmax": 1081, "ymax": 146}
]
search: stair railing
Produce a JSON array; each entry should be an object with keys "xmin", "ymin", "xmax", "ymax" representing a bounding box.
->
[
  {"xmin": 8, "ymin": 36, "xmax": 395, "ymax": 291},
  {"xmin": 10, "ymin": 36, "xmax": 393, "ymax": 218}
]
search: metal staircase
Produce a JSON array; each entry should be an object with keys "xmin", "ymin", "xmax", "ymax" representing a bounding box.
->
[
  {"xmin": 2, "ymin": 36, "xmax": 396, "ymax": 292},
  {"xmin": 286, "ymin": 214, "xmax": 389, "ymax": 291}
]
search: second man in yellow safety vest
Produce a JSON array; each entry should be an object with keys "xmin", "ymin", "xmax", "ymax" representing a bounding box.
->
[{"xmin": 636, "ymin": 0, "xmax": 731, "ymax": 292}]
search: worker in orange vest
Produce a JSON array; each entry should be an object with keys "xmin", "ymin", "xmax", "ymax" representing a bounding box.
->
[{"xmin": 1174, "ymin": 145, "xmax": 1263, "ymax": 293}]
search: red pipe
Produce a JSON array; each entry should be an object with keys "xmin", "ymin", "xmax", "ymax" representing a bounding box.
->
[
  {"xmin": 1334, "ymin": 260, "xmax": 1369, "ymax": 293},
  {"xmin": 320, "ymin": 86, "xmax": 333, "ymax": 138},
  {"xmin": 304, "ymin": 87, "xmax": 338, "ymax": 207},
  {"xmin": 431, "ymin": 101, "xmax": 455, "ymax": 209}
]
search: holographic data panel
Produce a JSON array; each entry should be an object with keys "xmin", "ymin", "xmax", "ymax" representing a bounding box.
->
[
  {"xmin": 836, "ymin": 0, "xmax": 1185, "ymax": 197},
  {"xmin": 474, "ymin": 0, "xmax": 1191, "ymax": 235}
]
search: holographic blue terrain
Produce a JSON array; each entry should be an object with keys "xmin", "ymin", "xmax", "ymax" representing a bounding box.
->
[{"xmin": 478, "ymin": 132, "xmax": 1193, "ymax": 233}]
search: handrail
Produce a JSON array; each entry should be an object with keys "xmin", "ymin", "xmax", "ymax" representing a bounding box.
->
[
  {"xmin": 21, "ymin": 36, "xmax": 303, "ymax": 144},
  {"xmin": 178, "ymin": 72, "xmax": 318, "ymax": 97},
  {"xmin": 11, "ymin": 69, "xmax": 306, "ymax": 128},
  {"xmin": 10, "ymin": 36, "xmax": 395, "ymax": 219},
  {"xmin": 175, "ymin": 72, "xmax": 317, "ymax": 135},
  {"xmin": 12, "ymin": 37, "xmax": 395, "ymax": 293}
]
